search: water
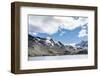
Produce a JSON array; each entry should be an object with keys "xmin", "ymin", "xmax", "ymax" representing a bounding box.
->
[{"xmin": 28, "ymin": 55, "xmax": 88, "ymax": 61}]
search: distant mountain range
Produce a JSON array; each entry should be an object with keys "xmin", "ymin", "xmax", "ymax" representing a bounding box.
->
[{"xmin": 28, "ymin": 34, "xmax": 88, "ymax": 57}]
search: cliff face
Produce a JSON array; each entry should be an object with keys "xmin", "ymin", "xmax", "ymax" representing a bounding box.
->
[{"xmin": 28, "ymin": 34, "xmax": 88, "ymax": 57}]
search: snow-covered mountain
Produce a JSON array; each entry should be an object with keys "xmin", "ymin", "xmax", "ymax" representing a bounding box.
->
[
  {"xmin": 28, "ymin": 34, "xmax": 88, "ymax": 56},
  {"xmin": 28, "ymin": 34, "xmax": 65, "ymax": 47}
]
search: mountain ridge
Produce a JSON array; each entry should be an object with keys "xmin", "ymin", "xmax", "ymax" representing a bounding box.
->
[{"xmin": 28, "ymin": 34, "xmax": 88, "ymax": 56}]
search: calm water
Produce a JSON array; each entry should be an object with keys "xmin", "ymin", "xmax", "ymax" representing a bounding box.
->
[{"xmin": 28, "ymin": 55, "xmax": 88, "ymax": 61}]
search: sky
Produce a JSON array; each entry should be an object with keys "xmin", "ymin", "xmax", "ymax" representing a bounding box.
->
[{"xmin": 28, "ymin": 15, "xmax": 88, "ymax": 45}]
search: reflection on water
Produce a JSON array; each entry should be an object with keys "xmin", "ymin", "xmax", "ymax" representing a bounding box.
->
[{"xmin": 28, "ymin": 55, "xmax": 88, "ymax": 61}]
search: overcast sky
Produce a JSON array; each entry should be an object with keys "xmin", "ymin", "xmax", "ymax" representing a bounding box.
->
[{"xmin": 28, "ymin": 15, "xmax": 88, "ymax": 45}]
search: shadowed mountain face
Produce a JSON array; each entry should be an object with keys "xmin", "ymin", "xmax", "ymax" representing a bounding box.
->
[{"xmin": 28, "ymin": 34, "xmax": 88, "ymax": 57}]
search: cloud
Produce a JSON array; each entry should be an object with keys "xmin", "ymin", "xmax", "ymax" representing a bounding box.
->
[
  {"xmin": 78, "ymin": 23, "xmax": 88, "ymax": 38},
  {"xmin": 29, "ymin": 15, "xmax": 88, "ymax": 36},
  {"xmin": 29, "ymin": 16, "xmax": 59, "ymax": 35},
  {"xmin": 78, "ymin": 29, "xmax": 87, "ymax": 37},
  {"xmin": 53, "ymin": 16, "xmax": 88, "ymax": 30},
  {"xmin": 59, "ymin": 31, "xmax": 66, "ymax": 36},
  {"xmin": 32, "ymin": 32, "xmax": 38, "ymax": 36}
]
